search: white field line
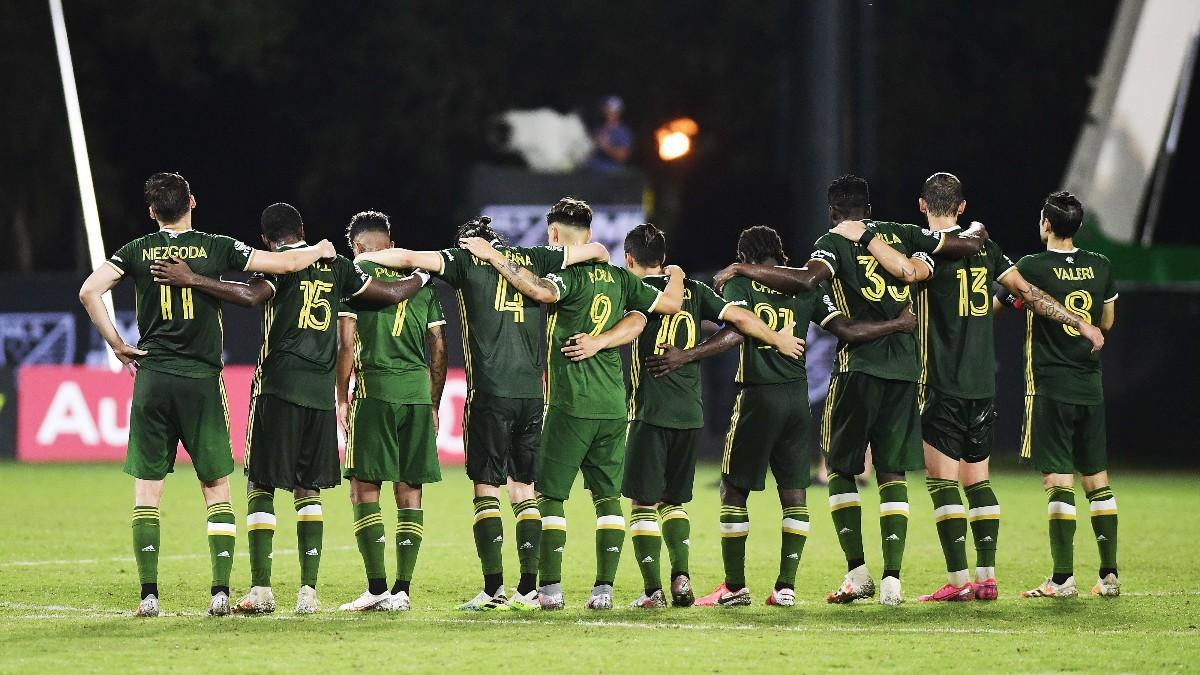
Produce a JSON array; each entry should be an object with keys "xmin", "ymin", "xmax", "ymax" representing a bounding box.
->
[{"xmin": 0, "ymin": 545, "xmax": 357, "ymax": 568}]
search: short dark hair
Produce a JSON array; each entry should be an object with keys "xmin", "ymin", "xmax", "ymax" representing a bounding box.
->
[
  {"xmin": 922, "ymin": 172, "xmax": 964, "ymax": 217},
  {"xmin": 456, "ymin": 215, "xmax": 505, "ymax": 245},
  {"xmin": 260, "ymin": 202, "xmax": 304, "ymax": 243},
  {"xmin": 624, "ymin": 223, "xmax": 667, "ymax": 267},
  {"xmin": 144, "ymin": 172, "xmax": 192, "ymax": 224},
  {"xmin": 1043, "ymin": 191, "xmax": 1084, "ymax": 238},
  {"xmin": 737, "ymin": 225, "xmax": 788, "ymax": 265},
  {"xmin": 546, "ymin": 197, "xmax": 592, "ymax": 230},
  {"xmin": 827, "ymin": 174, "xmax": 870, "ymax": 212},
  {"xmin": 346, "ymin": 210, "xmax": 390, "ymax": 247}
]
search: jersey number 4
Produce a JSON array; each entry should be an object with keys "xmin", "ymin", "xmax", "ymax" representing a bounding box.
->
[{"xmin": 494, "ymin": 276, "xmax": 526, "ymax": 323}]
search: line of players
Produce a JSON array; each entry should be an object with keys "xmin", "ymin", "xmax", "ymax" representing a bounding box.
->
[{"xmin": 78, "ymin": 170, "xmax": 1119, "ymax": 616}]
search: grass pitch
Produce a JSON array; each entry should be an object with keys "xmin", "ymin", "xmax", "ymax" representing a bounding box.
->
[{"xmin": 1, "ymin": 462, "xmax": 1197, "ymax": 673}]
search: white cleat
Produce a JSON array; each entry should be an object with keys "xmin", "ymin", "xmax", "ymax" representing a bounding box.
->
[
  {"xmin": 879, "ymin": 576, "xmax": 903, "ymax": 606},
  {"xmin": 234, "ymin": 586, "xmax": 276, "ymax": 614},
  {"xmin": 539, "ymin": 592, "xmax": 565, "ymax": 611},
  {"xmin": 339, "ymin": 590, "xmax": 390, "ymax": 612},
  {"xmin": 135, "ymin": 594, "xmax": 160, "ymax": 617},
  {"xmin": 508, "ymin": 589, "xmax": 540, "ymax": 612},
  {"xmin": 629, "ymin": 589, "xmax": 667, "ymax": 609},
  {"xmin": 1022, "ymin": 576, "xmax": 1078, "ymax": 599},
  {"xmin": 208, "ymin": 591, "xmax": 230, "ymax": 616},
  {"xmin": 765, "ymin": 587, "xmax": 796, "ymax": 607},
  {"xmin": 295, "ymin": 586, "xmax": 320, "ymax": 614},
  {"xmin": 458, "ymin": 589, "xmax": 509, "ymax": 611},
  {"xmin": 377, "ymin": 590, "xmax": 410, "ymax": 611},
  {"xmin": 826, "ymin": 564, "xmax": 876, "ymax": 604},
  {"xmin": 1092, "ymin": 573, "xmax": 1120, "ymax": 598},
  {"xmin": 584, "ymin": 591, "xmax": 613, "ymax": 610}
]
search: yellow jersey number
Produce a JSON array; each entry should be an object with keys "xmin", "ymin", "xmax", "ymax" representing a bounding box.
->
[
  {"xmin": 752, "ymin": 302, "xmax": 794, "ymax": 350},
  {"xmin": 390, "ymin": 299, "xmax": 410, "ymax": 336},
  {"xmin": 588, "ymin": 294, "xmax": 614, "ymax": 336},
  {"xmin": 956, "ymin": 267, "xmax": 990, "ymax": 317},
  {"xmin": 159, "ymin": 286, "xmax": 195, "ymax": 321},
  {"xmin": 653, "ymin": 311, "xmax": 697, "ymax": 354},
  {"xmin": 856, "ymin": 256, "xmax": 910, "ymax": 302},
  {"xmin": 298, "ymin": 280, "xmax": 334, "ymax": 331},
  {"xmin": 494, "ymin": 276, "xmax": 526, "ymax": 323},
  {"xmin": 1062, "ymin": 290, "xmax": 1093, "ymax": 336}
]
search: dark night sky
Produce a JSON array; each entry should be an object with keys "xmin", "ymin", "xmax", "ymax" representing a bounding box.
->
[{"xmin": 2, "ymin": 0, "xmax": 1118, "ymax": 273}]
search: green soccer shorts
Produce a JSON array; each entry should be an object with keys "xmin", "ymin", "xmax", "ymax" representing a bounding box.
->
[
  {"xmin": 1020, "ymin": 394, "xmax": 1108, "ymax": 475},
  {"xmin": 822, "ymin": 372, "xmax": 923, "ymax": 476},
  {"xmin": 537, "ymin": 407, "xmax": 627, "ymax": 501},
  {"xmin": 721, "ymin": 381, "xmax": 811, "ymax": 491},
  {"xmin": 463, "ymin": 391, "xmax": 541, "ymax": 487},
  {"xmin": 245, "ymin": 394, "xmax": 340, "ymax": 490},
  {"xmin": 622, "ymin": 421, "xmax": 700, "ymax": 505},
  {"xmin": 125, "ymin": 368, "xmax": 234, "ymax": 482},
  {"xmin": 920, "ymin": 388, "xmax": 997, "ymax": 463},
  {"xmin": 345, "ymin": 398, "xmax": 441, "ymax": 485}
]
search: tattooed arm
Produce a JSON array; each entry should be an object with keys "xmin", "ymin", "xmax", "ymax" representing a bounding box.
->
[
  {"xmin": 1000, "ymin": 269, "xmax": 1105, "ymax": 352},
  {"xmin": 458, "ymin": 236, "xmax": 560, "ymax": 304}
]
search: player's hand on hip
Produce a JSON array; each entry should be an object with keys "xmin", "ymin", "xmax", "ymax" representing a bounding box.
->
[
  {"xmin": 830, "ymin": 220, "xmax": 867, "ymax": 241},
  {"xmin": 113, "ymin": 342, "xmax": 147, "ymax": 376},
  {"xmin": 561, "ymin": 333, "xmax": 603, "ymax": 362},
  {"xmin": 1079, "ymin": 321, "xmax": 1105, "ymax": 353},
  {"xmin": 645, "ymin": 344, "xmax": 689, "ymax": 377},
  {"xmin": 773, "ymin": 322, "xmax": 805, "ymax": 358},
  {"xmin": 150, "ymin": 256, "xmax": 198, "ymax": 287}
]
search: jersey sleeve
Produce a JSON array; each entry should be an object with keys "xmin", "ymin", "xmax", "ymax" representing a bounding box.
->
[
  {"xmin": 106, "ymin": 240, "xmax": 138, "ymax": 276},
  {"xmin": 811, "ymin": 283, "xmax": 844, "ymax": 328},
  {"xmin": 623, "ymin": 268, "xmax": 665, "ymax": 314},
  {"xmin": 527, "ymin": 246, "xmax": 568, "ymax": 275},
  {"xmin": 808, "ymin": 234, "xmax": 839, "ymax": 276},
  {"xmin": 695, "ymin": 281, "xmax": 735, "ymax": 322},
  {"xmin": 338, "ymin": 299, "xmax": 357, "ymax": 320},
  {"xmin": 249, "ymin": 271, "xmax": 278, "ymax": 296},
  {"xmin": 991, "ymin": 242, "xmax": 1018, "ymax": 282},
  {"xmin": 720, "ymin": 276, "xmax": 752, "ymax": 308},
  {"xmin": 437, "ymin": 248, "xmax": 467, "ymax": 287},
  {"xmin": 543, "ymin": 269, "xmax": 572, "ymax": 303},
  {"xmin": 336, "ymin": 256, "xmax": 372, "ymax": 298},
  {"xmin": 1101, "ymin": 256, "xmax": 1118, "ymax": 303},
  {"xmin": 212, "ymin": 235, "xmax": 255, "ymax": 273},
  {"xmin": 903, "ymin": 223, "xmax": 945, "ymax": 255},
  {"xmin": 426, "ymin": 288, "xmax": 447, "ymax": 328}
]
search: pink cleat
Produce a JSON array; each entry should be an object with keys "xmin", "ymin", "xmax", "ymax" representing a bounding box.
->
[
  {"xmin": 694, "ymin": 583, "xmax": 751, "ymax": 607},
  {"xmin": 917, "ymin": 583, "xmax": 973, "ymax": 602},
  {"xmin": 972, "ymin": 578, "xmax": 998, "ymax": 601}
]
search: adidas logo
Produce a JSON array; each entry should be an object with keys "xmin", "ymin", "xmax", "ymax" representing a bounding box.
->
[
  {"xmin": 641, "ymin": 556, "xmax": 654, "ymax": 563},
  {"xmin": 399, "ymin": 539, "xmax": 413, "ymax": 546},
  {"xmin": 520, "ymin": 542, "xmax": 533, "ymax": 550},
  {"xmin": 305, "ymin": 548, "xmax": 319, "ymax": 556},
  {"xmin": 955, "ymin": 535, "xmax": 966, "ymax": 542},
  {"xmin": 839, "ymin": 528, "xmax": 853, "ymax": 535},
  {"xmin": 1097, "ymin": 534, "xmax": 1108, "ymax": 541},
  {"xmin": 141, "ymin": 545, "xmax": 156, "ymax": 552},
  {"xmin": 787, "ymin": 553, "xmax": 799, "ymax": 559},
  {"xmin": 376, "ymin": 535, "xmax": 386, "ymax": 543},
  {"xmin": 886, "ymin": 534, "xmax": 899, "ymax": 541},
  {"xmin": 267, "ymin": 552, "xmax": 273, "ymax": 559},
  {"xmin": 606, "ymin": 546, "xmax": 620, "ymax": 552},
  {"xmin": 218, "ymin": 550, "xmax": 231, "ymax": 558},
  {"xmin": 682, "ymin": 539, "xmax": 690, "ymax": 546},
  {"xmin": 981, "ymin": 536, "xmax": 994, "ymax": 542},
  {"xmin": 493, "ymin": 534, "xmax": 504, "ymax": 543},
  {"xmin": 554, "ymin": 546, "xmax": 564, "ymax": 553}
]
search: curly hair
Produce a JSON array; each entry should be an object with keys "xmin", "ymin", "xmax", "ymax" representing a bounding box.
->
[
  {"xmin": 344, "ymin": 210, "xmax": 390, "ymax": 247},
  {"xmin": 455, "ymin": 215, "xmax": 506, "ymax": 245},
  {"xmin": 737, "ymin": 225, "xmax": 788, "ymax": 265}
]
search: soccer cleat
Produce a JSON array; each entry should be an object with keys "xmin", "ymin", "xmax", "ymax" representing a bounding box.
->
[
  {"xmin": 538, "ymin": 592, "xmax": 565, "ymax": 611},
  {"xmin": 629, "ymin": 590, "xmax": 667, "ymax": 609},
  {"xmin": 765, "ymin": 588, "xmax": 796, "ymax": 607},
  {"xmin": 585, "ymin": 590, "xmax": 613, "ymax": 610},
  {"xmin": 879, "ymin": 576, "xmax": 903, "ymax": 606},
  {"xmin": 135, "ymin": 594, "xmax": 160, "ymax": 617},
  {"xmin": 295, "ymin": 586, "xmax": 320, "ymax": 614},
  {"xmin": 208, "ymin": 591, "xmax": 230, "ymax": 616},
  {"xmin": 339, "ymin": 590, "xmax": 391, "ymax": 612},
  {"xmin": 458, "ymin": 590, "xmax": 509, "ymax": 611},
  {"xmin": 670, "ymin": 574, "xmax": 695, "ymax": 607},
  {"xmin": 234, "ymin": 586, "xmax": 276, "ymax": 614},
  {"xmin": 826, "ymin": 565, "xmax": 876, "ymax": 604},
  {"xmin": 917, "ymin": 583, "xmax": 972, "ymax": 602},
  {"xmin": 972, "ymin": 578, "xmax": 999, "ymax": 601},
  {"xmin": 508, "ymin": 589, "xmax": 540, "ymax": 612},
  {"xmin": 1091, "ymin": 573, "xmax": 1120, "ymax": 598},
  {"xmin": 1021, "ymin": 576, "xmax": 1078, "ymax": 599},
  {"xmin": 695, "ymin": 583, "xmax": 752, "ymax": 607},
  {"xmin": 376, "ymin": 590, "xmax": 410, "ymax": 611}
]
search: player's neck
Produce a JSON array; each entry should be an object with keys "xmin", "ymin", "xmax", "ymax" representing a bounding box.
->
[
  {"xmin": 157, "ymin": 214, "xmax": 192, "ymax": 233},
  {"xmin": 271, "ymin": 236, "xmax": 305, "ymax": 250},
  {"xmin": 1046, "ymin": 235, "xmax": 1076, "ymax": 252},
  {"xmin": 630, "ymin": 263, "xmax": 663, "ymax": 278},
  {"xmin": 925, "ymin": 215, "xmax": 960, "ymax": 232}
]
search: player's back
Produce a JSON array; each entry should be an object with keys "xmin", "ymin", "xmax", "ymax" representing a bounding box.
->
[
  {"xmin": 721, "ymin": 275, "xmax": 827, "ymax": 386},
  {"xmin": 1016, "ymin": 248, "xmax": 1115, "ymax": 404},
  {"xmin": 108, "ymin": 229, "xmax": 255, "ymax": 377},
  {"xmin": 437, "ymin": 245, "xmax": 566, "ymax": 399}
]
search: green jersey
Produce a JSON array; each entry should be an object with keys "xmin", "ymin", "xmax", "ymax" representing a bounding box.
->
[
  {"xmin": 629, "ymin": 277, "xmax": 734, "ymax": 429},
  {"xmin": 722, "ymin": 276, "xmax": 841, "ymax": 386},
  {"xmin": 1016, "ymin": 248, "xmax": 1116, "ymax": 405},
  {"xmin": 545, "ymin": 263, "xmax": 663, "ymax": 419},
  {"xmin": 342, "ymin": 261, "xmax": 446, "ymax": 405},
  {"xmin": 916, "ymin": 231, "xmax": 1016, "ymax": 398},
  {"xmin": 107, "ymin": 229, "xmax": 255, "ymax": 378},
  {"xmin": 437, "ymin": 245, "xmax": 567, "ymax": 398},
  {"xmin": 251, "ymin": 247, "xmax": 371, "ymax": 410},
  {"xmin": 810, "ymin": 220, "xmax": 943, "ymax": 382}
]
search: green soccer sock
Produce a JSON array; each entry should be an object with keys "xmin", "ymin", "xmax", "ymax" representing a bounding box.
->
[
  {"xmin": 777, "ymin": 505, "xmax": 809, "ymax": 589},
  {"xmin": 246, "ymin": 489, "xmax": 275, "ymax": 588},
  {"xmin": 472, "ymin": 497, "xmax": 504, "ymax": 592},
  {"xmin": 629, "ymin": 506, "xmax": 662, "ymax": 594},
  {"xmin": 395, "ymin": 508, "xmax": 424, "ymax": 589},
  {"xmin": 827, "ymin": 474, "xmax": 864, "ymax": 567},
  {"xmin": 719, "ymin": 505, "xmax": 749, "ymax": 589},
  {"xmin": 658, "ymin": 504, "xmax": 691, "ymax": 578},
  {"xmin": 352, "ymin": 502, "xmax": 386, "ymax": 594},
  {"xmin": 294, "ymin": 495, "xmax": 324, "ymax": 589},
  {"xmin": 512, "ymin": 498, "xmax": 542, "ymax": 585},
  {"xmin": 879, "ymin": 480, "xmax": 909, "ymax": 576},
  {"xmin": 538, "ymin": 498, "xmax": 567, "ymax": 586},
  {"xmin": 926, "ymin": 478, "xmax": 969, "ymax": 584},
  {"xmin": 1086, "ymin": 486, "xmax": 1118, "ymax": 576},
  {"xmin": 206, "ymin": 502, "xmax": 236, "ymax": 592},
  {"xmin": 965, "ymin": 479, "xmax": 1000, "ymax": 578},
  {"xmin": 1046, "ymin": 486, "xmax": 1077, "ymax": 577},
  {"xmin": 593, "ymin": 496, "xmax": 625, "ymax": 587},
  {"xmin": 132, "ymin": 506, "xmax": 160, "ymax": 596}
]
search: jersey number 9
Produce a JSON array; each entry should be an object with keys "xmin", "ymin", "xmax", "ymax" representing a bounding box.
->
[{"xmin": 588, "ymin": 294, "xmax": 614, "ymax": 336}]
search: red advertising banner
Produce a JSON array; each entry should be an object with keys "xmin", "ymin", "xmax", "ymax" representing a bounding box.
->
[{"xmin": 16, "ymin": 365, "xmax": 467, "ymax": 465}]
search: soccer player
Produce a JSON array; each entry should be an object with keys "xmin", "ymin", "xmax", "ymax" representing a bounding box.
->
[
  {"xmin": 712, "ymin": 174, "xmax": 992, "ymax": 605},
  {"xmin": 333, "ymin": 211, "xmax": 447, "ymax": 612},
  {"xmin": 460, "ymin": 197, "xmax": 685, "ymax": 610},
  {"xmin": 78, "ymin": 172, "xmax": 338, "ymax": 616},
  {"xmin": 352, "ymin": 215, "xmax": 610, "ymax": 610},
  {"xmin": 903, "ymin": 174, "xmax": 1105, "ymax": 603},
  {"xmin": 565, "ymin": 223, "xmax": 805, "ymax": 608},
  {"xmin": 1005, "ymin": 192, "xmax": 1119, "ymax": 599},
  {"xmin": 651, "ymin": 225, "xmax": 917, "ymax": 607},
  {"xmin": 151, "ymin": 202, "xmax": 428, "ymax": 614}
]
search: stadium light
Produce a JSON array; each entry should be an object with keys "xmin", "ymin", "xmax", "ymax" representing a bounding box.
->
[{"xmin": 656, "ymin": 117, "xmax": 699, "ymax": 161}]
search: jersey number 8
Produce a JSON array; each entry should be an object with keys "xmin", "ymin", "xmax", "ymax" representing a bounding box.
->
[{"xmin": 1062, "ymin": 290, "xmax": 1092, "ymax": 336}]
